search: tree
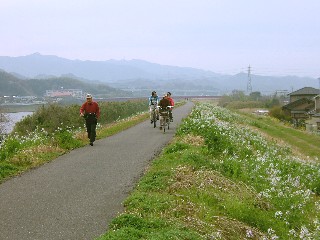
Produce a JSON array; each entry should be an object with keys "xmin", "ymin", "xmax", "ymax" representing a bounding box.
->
[{"xmin": 249, "ymin": 91, "xmax": 261, "ymax": 101}]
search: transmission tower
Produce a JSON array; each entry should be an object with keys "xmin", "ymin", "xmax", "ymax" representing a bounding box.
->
[{"xmin": 247, "ymin": 65, "xmax": 252, "ymax": 94}]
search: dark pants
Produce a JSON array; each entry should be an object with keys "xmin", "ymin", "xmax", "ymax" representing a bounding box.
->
[
  {"xmin": 85, "ymin": 116, "xmax": 97, "ymax": 143},
  {"xmin": 86, "ymin": 122, "xmax": 96, "ymax": 143}
]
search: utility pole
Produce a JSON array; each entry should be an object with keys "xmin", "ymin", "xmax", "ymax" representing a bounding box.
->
[{"xmin": 247, "ymin": 65, "xmax": 252, "ymax": 94}]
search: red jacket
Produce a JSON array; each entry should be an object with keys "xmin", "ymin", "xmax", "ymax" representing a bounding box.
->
[
  {"xmin": 80, "ymin": 101, "xmax": 100, "ymax": 118},
  {"xmin": 167, "ymin": 97, "xmax": 174, "ymax": 107}
]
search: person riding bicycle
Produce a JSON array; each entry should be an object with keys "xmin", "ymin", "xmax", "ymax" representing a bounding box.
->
[
  {"xmin": 167, "ymin": 91, "xmax": 174, "ymax": 122},
  {"xmin": 148, "ymin": 91, "xmax": 159, "ymax": 124},
  {"xmin": 158, "ymin": 93, "xmax": 171, "ymax": 130}
]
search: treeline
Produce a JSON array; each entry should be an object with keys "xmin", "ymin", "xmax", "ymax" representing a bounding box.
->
[
  {"xmin": 14, "ymin": 99, "xmax": 148, "ymax": 135},
  {"xmin": 218, "ymin": 90, "xmax": 281, "ymax": 109},
  {"xmin": 0, "ymin": 70, "xmax": 130, "ymax": 97},
  {"xmin": 218, "ymin": 90, "xmax": 291, "ymax": 121}
]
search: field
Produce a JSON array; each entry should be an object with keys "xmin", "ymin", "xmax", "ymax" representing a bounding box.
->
[{"xmin": 98, "ymin": 101, "xmax": 320, "ymax": 240}]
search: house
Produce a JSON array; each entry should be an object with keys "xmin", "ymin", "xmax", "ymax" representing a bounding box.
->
[
  {"xmin": 45, "ymin": 89, "xmax": 83, "ymax": 98},
  {"xmin": 306, "ymin": 95, "xmax": 320, "ymax": 131},
  {"xmin": 288, "ymin": 87, "xmax": 320, "ymax": 102},
  {"xmin": 282, "ymin": 87, "xmax": 319, "ymax": 126}
]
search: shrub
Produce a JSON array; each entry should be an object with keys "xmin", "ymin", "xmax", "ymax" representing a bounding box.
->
[
  {"xmin": 269, "ymin": 106, "xmax": 291, "ymax": 122},
  {"xmin": 13, "ymin": 100, "xmax": 148, "ymax": 135}
]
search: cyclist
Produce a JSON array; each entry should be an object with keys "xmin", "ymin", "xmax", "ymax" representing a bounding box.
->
[
  {"xmin": 148, "ymin": 91, "xmax": 159, "ymax": 124},
  {"xmin": 158, "ymin": 93, "xmax": 171, "ymax": 130},
  {"xmin": 167, "ymin": 92, "xmax": 174, "ymax": 122}
]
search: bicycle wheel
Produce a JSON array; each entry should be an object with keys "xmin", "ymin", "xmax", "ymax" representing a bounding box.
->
[{"xmin": 153, "ymin": 111, "xmax": 157, "ymax": 128}]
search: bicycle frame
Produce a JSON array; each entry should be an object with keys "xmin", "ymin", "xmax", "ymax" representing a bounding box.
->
[
  {"xmin": 159, "ymin": 106, "xmax": 172, "ymax": 133},
  {"xmin": 150, "ymin": 105, "xmax": 158, "ymax": 128}
]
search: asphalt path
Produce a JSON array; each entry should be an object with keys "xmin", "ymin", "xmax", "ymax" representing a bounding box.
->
[{"xmin": 0, "ymin": 101, "xmax": 194, "ymax": 240}]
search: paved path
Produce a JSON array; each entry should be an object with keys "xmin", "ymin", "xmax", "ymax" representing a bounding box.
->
[{"xmin": 0, "ymin": 101, "xmax": 194, "ymax": 240}]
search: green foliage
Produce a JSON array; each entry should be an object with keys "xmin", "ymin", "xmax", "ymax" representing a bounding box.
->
[
  {"xmin": 13, "ymin": 100, "xmax": 148, "ymax": 135},
  {"xmin": 109, "ymin": 214, "xmax": 166, "ymax": 231},
  {"xmin": 110, "ymin": 102, "xmax": 319, "ymax": 239},
  {"xmin": 249, "ymin": 91, "xmax": 262, "ymax": 100},
  {"xmin": 269, "ymin": 106, "xmax": 291, "ymax": 122},
  {"xmin": 218, "ymin": 91, "xmax": 282, "ymax": 110},
  {"xmin": 99, "ymin": 213, "xmax": 202, "ymax": 240},
  {"xmin": 225, "ymin": 100, "xmax": 265, "ymax": 109},
  {"xmin": 52, "ymin": 129, "xmax": 82, "ymax": 150},
  {"xmin": 0, "ymin": 162, "xmax": 19, "ymax": 179},
  {"xmin": 164, "ymin": 142, "xmax": 189, "ymax": 154},
  {"xmin": 264, "ymin": 97, "xmax": 280, "ymax": 108},
  {"xmin": 14, "ymin": 104, "xmax": 82, "ymax": 134},
  {"xmin": 99, "ymin": 100, "xmax": 147, "ymax": 123}
]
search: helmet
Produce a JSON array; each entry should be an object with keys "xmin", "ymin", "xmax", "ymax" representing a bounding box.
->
[
  {"xmin": 86, "ymin": 93, "xmax": 92, "ymax": 99},
  {"xmin": 152, "ymin": 91, "xmax": 156, "ymax": 96},
  {"xmin": 167, "ymin": 92, "xmax": 171, "ymax": 96}
]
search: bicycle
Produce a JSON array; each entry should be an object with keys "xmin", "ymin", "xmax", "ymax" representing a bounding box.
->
[
  {"xmin": 150, "ymin": 104, "xmax": 158, "ymax": 128},
  {"xmin": 159, "ymin": 106, "xmax": 172, "ymax": 133}
]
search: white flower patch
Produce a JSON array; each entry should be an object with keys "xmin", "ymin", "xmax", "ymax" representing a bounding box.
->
[{"xmin": 179, "ymin": 102, "xmax": 320, "ymax": 238}]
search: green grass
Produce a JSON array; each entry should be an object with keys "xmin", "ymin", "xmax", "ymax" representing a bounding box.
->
[
  {"xmin": 97, "ymin": 144, "xmax": 268, "ymax": 239},
  {"xmin": 237, "ymin": 111, "xmax": 320, "ymax": 160},
  {"xmin": 97, "ymin": 113, "xmax": 148, "ymax": 139},
  {"xmin": 97, "ymin": 102, "xmax": 320, "ymax": 240}
]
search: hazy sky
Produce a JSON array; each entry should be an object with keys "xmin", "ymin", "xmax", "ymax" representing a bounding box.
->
[{"xmin": 1, "ymin": 0, "xmax": 320, "ymax": 77}]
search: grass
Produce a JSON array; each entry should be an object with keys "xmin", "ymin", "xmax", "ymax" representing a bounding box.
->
[
  {"xmin": 236, "ymin": 111, "xmax": 320, "ymax": 161},
  {"xmin": 97, "ymin": 102, "xmax": 320, "ymax": 240}
]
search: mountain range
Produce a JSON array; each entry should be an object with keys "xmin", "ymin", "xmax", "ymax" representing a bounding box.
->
[
  {"xmin": 0, "ymin": 70, "xmax": 129, "ymax": 98},
  {"xmin": 0, "ymin": 53, "xmax": 318, "ymax": 96}
]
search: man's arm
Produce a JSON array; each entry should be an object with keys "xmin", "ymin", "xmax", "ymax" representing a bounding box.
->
[
  {"xmin": 95, "ymin": 102, "xmax": 101, "ymax": 119},
  {"xmin": 80, "ymin": 102, "xmax": 86, "ymax": 117}
]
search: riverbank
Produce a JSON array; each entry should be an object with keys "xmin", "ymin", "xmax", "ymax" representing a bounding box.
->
[
  {"xmin": 0, "ymin": 112, "xmax": 33, "ymax": 134},
  {"xmin": 0, "ymin": 104, "xmax": 41, "ymax": 113}
]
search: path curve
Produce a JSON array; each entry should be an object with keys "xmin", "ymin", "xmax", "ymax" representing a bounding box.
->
[{"xmin": 0, "ymin": 101, "xmax": 194, "ymax": 240}]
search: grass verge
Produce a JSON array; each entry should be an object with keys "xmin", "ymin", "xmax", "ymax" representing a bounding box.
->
[
  {"xmin": 97, "ymin": 102, "xmax": 320, "ymax": 240},
  {"xmin": 236, "ymin": 110, "xmax": 320, "ymax": 161}
]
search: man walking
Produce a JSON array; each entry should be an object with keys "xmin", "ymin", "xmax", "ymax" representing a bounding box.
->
[{"xmin": 80, "ymin": 94, "xmax": 100, "ymax": 146}]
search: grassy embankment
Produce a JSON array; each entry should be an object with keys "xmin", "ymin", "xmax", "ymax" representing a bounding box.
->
[
  {"xmin": 235, "ymin": 110, "xmax": 320, "ymax": 160},
  {"xmin": 0, "ymin": 100, "xmax": 149, "ymax": 183},
  {"xmin": 97, "ymin": 101, "xmax": 320, "ymax": 240}
]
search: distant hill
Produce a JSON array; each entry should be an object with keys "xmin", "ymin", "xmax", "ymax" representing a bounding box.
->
[
  {"xmin": 0, "ymin": 53, "xmax": 218, "ymax": 82},
  {"xmin": 0, "ymin": 53, "xmax": 318, "ymax": 95},
  {"xmin": 0, "ymin": 70, "xmax": 130, "ymax": 97}
]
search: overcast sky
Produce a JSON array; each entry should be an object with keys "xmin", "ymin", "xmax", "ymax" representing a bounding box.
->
[{"xmin": 1, "ymin": 0, "xmax": 320, "ymax": 78}]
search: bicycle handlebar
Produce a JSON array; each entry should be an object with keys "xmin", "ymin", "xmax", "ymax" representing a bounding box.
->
[{"xmin": 157, "ymin": 106, "xmax": 173, "ymax": 109}]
